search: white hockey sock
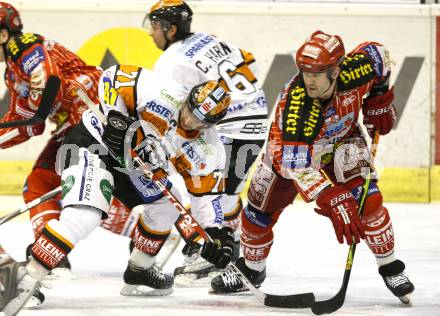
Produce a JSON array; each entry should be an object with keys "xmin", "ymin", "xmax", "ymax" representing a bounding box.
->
[
  {"xmin": 129, "ymin": 248, "xmax": 156, "ymax": 270},
  {"xmin": 50, "ymin": 206, "xmax": 102, "ymax": 245},
  {"xmin": 26, "ymin": 259, "xmax": 50, "ymax": 281},
  {"xmin": 376, "ymin": 253, "xmax": 397, "ymax": 267},
  {"xmin": 245, "ymin": 259, "xmax": 266, "ymax": 272}
]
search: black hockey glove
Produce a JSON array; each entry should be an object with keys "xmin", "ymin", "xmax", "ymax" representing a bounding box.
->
[
  {"xmin": 201, "ymin": 227, "xmax": 235, "ymax": 269},
  {"xmin": 102, "ymin": 110, "xmax": 135, "ymax": 158}
]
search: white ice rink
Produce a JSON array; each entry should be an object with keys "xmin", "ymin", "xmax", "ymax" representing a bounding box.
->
[{"xmin": 0, "ymin": 197, "xmax": 439, "ymax": 316}]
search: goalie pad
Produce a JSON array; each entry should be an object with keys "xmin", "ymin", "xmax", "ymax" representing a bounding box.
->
[{"xmin": 61, "ymin": 148, "xmax": 114, "ymax": 216}]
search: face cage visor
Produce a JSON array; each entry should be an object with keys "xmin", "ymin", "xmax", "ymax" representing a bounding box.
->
[{"xmin": 142, "ymin": 13, "xmax": 172, "ymax": 34}]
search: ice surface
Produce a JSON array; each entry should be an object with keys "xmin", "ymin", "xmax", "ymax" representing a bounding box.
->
[{"xmin": 0, "ymin": 198, "xmax": 439, "ymax": 316}]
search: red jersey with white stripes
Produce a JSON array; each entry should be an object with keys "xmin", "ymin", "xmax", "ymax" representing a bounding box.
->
[
  {"xmin": 268, "ymin": 42, "xmax": 391, "ymax": 202},
  {"xmin": 0, "ymin": 32, "xmax": 102, "ymax": 148}
]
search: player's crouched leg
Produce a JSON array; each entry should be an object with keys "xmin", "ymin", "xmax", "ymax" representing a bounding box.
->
[{"xmin": 121, "ymin": 220, "xmax": 174, "ymax": 296}]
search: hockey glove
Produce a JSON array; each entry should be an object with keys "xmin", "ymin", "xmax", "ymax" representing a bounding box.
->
[
  {"xmin": 315, "ymin": 185, "xmax": 366, "ymax": 245},
  {"xmin": 102, "ymin": 110, "xmax": 135, "ymax": 158},
  {"xmin": 201, "ymin": 227, "xmax": 235, "ymax": 269},
  {"xmin": 362, "ymin": 87, "xmax": 396, "ymax": 137},
  {"xmin": 133, "ymin": 134, "xmax": 170, "ymax": 172},
  {"xmin": 18, "ymin": 122, "xmax": 45, "ymax": 137}
]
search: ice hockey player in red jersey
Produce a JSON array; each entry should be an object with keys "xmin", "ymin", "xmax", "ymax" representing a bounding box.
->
[
  {"xmin": 209, "ymin": 30, "xmax": 415, "ymax": 304},
  {"xmin": 0, "ymin": 1, "xmax": 102, "ymax": 291},
  {"xmin": 144, "ymin": 0, "xmax": 268, "ymax": 285}
]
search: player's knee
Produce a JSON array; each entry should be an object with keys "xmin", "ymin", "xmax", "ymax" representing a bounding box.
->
[
  {"xmin": 23, "ymin": 168, "xmax": 58, "ymax": 202},
  {"xmin": 61, "ymin": 150, "xmax": 114, "ymax": 217}
]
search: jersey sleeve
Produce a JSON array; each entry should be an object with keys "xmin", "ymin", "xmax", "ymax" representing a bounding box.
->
[
  {"xmin": 349, "ymin": 41, "xmax": 392, "ymax": 85},
  {"xmin": 8, "ymin": 33, "xmax": 61, "ymax": 111}
]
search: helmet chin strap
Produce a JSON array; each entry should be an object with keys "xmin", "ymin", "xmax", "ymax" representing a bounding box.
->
[
  {"xmin": 319, "ymin": 77, "xmax": 337, "ymax": 100},
  {"xmin": 319, "ymin": 68, "xmax": 337, "ymax": 99},
  {"xmin": 1, "ymin": 32, "xmax": 11, "ymax": 62}
]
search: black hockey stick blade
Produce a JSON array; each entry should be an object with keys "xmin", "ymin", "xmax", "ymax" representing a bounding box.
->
[
  {"xmin": 311, "ymin": 267, "xmax": 352, "ymax": 314},
  {"xmin": 0, "ymin": 75, "xmax": 60, "ymax": 129},
  {"xmin": 264, "ymin": 292, "xmax": 315, "ymax": 308}
]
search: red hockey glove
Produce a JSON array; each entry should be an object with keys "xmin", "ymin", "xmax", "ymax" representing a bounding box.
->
[
  {"xmin": 17, "ymin": 122, "xmax": 45, "ymax": 137},
  {"xmin": 362, "ymin": 87, "xmax": 396, "ymax": 138},
  {"xmin": 315, "ymin": 186, "xmax": 366, "ymax": 245}
]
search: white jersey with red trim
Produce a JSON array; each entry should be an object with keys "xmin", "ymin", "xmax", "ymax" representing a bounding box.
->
[{"xmin": 153, "ymin": 32, "xmax": 268, "ymax": 140}]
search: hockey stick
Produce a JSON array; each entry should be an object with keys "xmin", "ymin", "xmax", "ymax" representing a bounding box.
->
[
  {"xmin": 0, "ymin": 129, "xmax": 19, "ymax": 146},
  {"xmin": 0, "ymin": 186, "xmax": 61, "ymax": 226},
  {"xmin": 0, "ymin": 76, "xmax": 60, "ymax": 129},
  {"xmin": 77, "ymin": 88, "xmax": 315, "ymax": 309},
  {"xmin": 311, "ymin": 131, "xmax": 380, "ymax": 315}
]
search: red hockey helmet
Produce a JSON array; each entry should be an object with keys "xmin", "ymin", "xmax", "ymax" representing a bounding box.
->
[
  {"xmin": 0, "ymin": 2, "xmax": 22, "ymax": 34},
  {"xmin": 296, "ymin": 31, "xmax": 345, "ymax": 73},
  {"xmin": 186, "ymin": 80, "xmax": 231, "ymax": 126}
]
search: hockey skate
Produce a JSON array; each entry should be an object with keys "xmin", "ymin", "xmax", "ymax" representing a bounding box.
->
[
  {"xmin": 210, "ymin": 257, "xmax": 266, "ymax": 294},
  {"xmin": 174, "ymin": 241, "xmax": 219, "ymax": 287},
  {"xmin": 379, "ymin": 259, "xmax": 415, "ymax": 304},
  {"xmin": 0, "ymin": 260, "xmax": 39, "ymax": 316},
  {"xmin": 121, "ymin": 263, "xmax": 174, "ymax": 296},
  {"xmin": 174, "ymin": 240, "xmax": 240, "ymax": 287}
]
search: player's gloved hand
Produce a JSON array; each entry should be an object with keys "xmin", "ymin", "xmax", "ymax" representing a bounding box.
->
[
  {"xmin": 102, "ymin": 110, "xmax": 135, "ymax": 157},
  {"xmin": 133, "ymin": 134, "xmax": 170, "ymax": 172},
  {"xmin": 201, "ymin": 227, "xmax": 235, "ymax": 269},
  {"xmin": 315, "ymin": 185, "xmax": 366, "ymax": 245},
  {"xmin": 18, "ymin": 122, "xmax": 45, "ymax": 137},
  {"xmin": 362, "ymin": 87, "xmax": 396, "ymax": 137}
]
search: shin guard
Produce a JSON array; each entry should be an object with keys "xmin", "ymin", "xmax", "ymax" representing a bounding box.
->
[
  {"xmin": 31, "ymin": 225, "xmax": 73, "ymax": 270},
  {"xmin": 362, "ymin": 205, "xmax": 395, "ymax": 260},
  {"xmin": 132, "ymin": 217, "xmax": 170, "ymax": 256}
]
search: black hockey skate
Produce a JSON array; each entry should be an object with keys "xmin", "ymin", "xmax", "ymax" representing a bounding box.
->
[
  {"xmin": 121, "ymin": 263, "xmax": 174, "ymax": 296},
  {"xmin": 174, "ymin": 241, "xmax": 217, "ymax": 287},
  {"xmin": 210, "ymin": 257, "xmax": 266, "ymax": 294},
  {"xmin": 379, "ymin": 259, "xmax": 415, "ymax": 304},
  {"xmin": 0, "ymin": 260, "xmax": 39, "ymax": 315}
]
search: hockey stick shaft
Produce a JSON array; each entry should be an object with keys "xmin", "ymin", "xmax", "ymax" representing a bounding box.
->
[
  {"xmin": 0, "ymin": 76, "xmax": 60, "ymax": 129},
  {"xmin": 0, "ymin": 129, "xmax": 19, "ymax": 146},
  {"xmin": 311, "ymin": 131, "xmax": 380, "ymax": 315},
  {"xmin": 0, "ymin": 186, "xmax": 61, "ymax": 226},
  {"xmin": 77, "ymin": 88, "xmax": 314, "ymax": 308}
]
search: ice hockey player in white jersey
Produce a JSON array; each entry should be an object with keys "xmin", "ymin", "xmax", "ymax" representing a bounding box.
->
[
  {"xmin": 144, "ymin": 0, "xmax": 268, "ymax": 285},
  {"xmin": 4, "ymin": 65, "xmax": 235, "ymax": 315}
]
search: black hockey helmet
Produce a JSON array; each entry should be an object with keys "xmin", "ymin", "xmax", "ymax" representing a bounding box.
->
[
  {"xmin": 143, "ymin": 0, "xmax": 193, "ymax": 40},
  {"xmin": 0, "ymin": 2, "xmax": 23, "ymax": 35},
  {"xmin": 186, "ymin": 81, "xmax": 231, "ymax": 126}
]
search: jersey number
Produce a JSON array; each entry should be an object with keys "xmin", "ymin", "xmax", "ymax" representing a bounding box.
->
[{"xmin": 218, "ymin": 60, "xmax": 256, "ymax": 94}]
